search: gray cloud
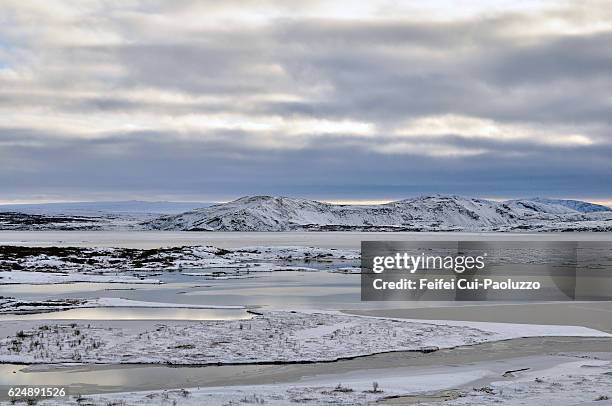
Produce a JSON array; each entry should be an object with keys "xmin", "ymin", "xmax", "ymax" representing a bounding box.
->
[{"xmin": 0, "ymin": 1, "xmax": 611, "ymax": 202}]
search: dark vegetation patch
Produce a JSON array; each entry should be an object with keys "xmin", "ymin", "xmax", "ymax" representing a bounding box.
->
[
  {"xmin": 0, "ymin": 212, "xmax": 104, "ymax": 230},
  {"xmin": 0, "ymin": 245, "xmax": 237, "ymax": 272}
]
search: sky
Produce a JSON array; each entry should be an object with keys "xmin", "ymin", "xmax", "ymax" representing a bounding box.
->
[{"xmin": 1, "ymin": 0, "xmax": 612, "ymax": 204}]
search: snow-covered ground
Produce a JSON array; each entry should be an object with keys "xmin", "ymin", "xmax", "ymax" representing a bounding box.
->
[
  {"xmin": 0, "ymin": 310, "xmax": 608, "ymax": 365},
  {"xmin": 449, "ymin": 359, "xmax": 612, "ymax": 405}
]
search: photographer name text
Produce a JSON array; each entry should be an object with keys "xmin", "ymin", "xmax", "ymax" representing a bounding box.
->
[{"xmin": 373, "ymin": 278, "xmax": 541, "ymax": 291}]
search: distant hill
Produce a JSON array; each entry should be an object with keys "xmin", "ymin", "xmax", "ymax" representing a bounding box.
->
[
  {"xmin": 0, "ymin": 200, "xmax": 213, "ymax": 215},
  {"xmin": 519, "ymin": 198, "xmax": 611, "ymax": 213},
  {"xmin": 143, "ymin": 195, "xmax": 612, "ymax": 232}
]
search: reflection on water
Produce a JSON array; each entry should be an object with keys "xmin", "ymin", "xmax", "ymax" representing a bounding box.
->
[
  {"xmin": 0, "ymin": 362, "xmax": 279, "ymax": 398},
  {"xmin": 0, "ymin": 282, "xmax": 156, "ymax": 296},
  {"xmin": 186, "ymin": 285, "xmax": 358, "ymax": 297},
  {"xmin": 0, "ymin": 307, "xmax": 250, "ymax": 321},
  {"xmin": 0, "ymin": 272, "xmax": 456, "ymax": 312},
  {"xmin": 0, "ymin": 281, "xmax": 198, "ymax": 297},
  {"xmin": 1, "ymin": 363, "xmax": 139, "ymax": 389}
]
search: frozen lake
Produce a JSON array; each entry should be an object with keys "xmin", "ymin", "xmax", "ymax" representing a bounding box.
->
[
  {"xmin": 2, "ymin": 231, "xmax": 612, "ymax": 321},
  {"xmin": 2, "ymin": 230, "xmax": 612, "ymax": 249},
  {"xmin": 0, "ymin": 271, "xmax": 434, "ymax": 316},
  {"xmin": 1, "ymin": 230, "xmax": 612, "ymax": 400}
]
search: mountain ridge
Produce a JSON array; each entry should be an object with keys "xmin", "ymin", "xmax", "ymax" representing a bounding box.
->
[{"xmin": 143, "ymin": 195, "xmax": 612, "ymax": 232}]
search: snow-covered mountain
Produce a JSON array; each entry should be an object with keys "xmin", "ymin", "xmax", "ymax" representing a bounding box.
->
[
  {"xmin": 143, "ymin": 195, "xmax": 612, "ymax": 232},
  {"xmin": 516, "ymin": 198, "xmax": 611, "ymax": 213}
]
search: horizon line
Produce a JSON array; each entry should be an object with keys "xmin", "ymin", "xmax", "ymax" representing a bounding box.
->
[{"xmin": 1, "ymin": 196, "xmax": 611, "ymax": 207}]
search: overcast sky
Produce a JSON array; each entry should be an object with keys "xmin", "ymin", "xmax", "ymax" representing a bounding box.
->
[{"xmin": 1, "ymin": 1, "xmax": 611, "ymax": 203}]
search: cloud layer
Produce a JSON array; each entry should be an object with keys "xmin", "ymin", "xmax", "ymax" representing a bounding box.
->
[{"xmin": 1, "ymin": 0, "xmax": 611, "ymax": 201}]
